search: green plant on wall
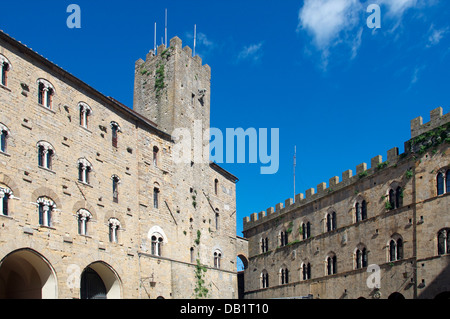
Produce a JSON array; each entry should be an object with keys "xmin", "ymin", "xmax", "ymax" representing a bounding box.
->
[
  {"xmin": 155, "ymin": 62, "xmax": 165, "ymax": 99},
  {"xmin": 193, "ymin": 229, "xmax": 209, "ymax": 298}
]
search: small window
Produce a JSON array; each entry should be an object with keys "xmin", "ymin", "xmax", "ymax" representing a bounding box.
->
[
  {"xmin": 356, "ymin": 199, "xmax": 368, "ymax": 222},
  {"xmin": 153, "ymin": 146, "xmax": 159, "ymax": 167},
  {"xmin": 437, "ymin": 172, "xmax": 444, "ymax": 195},
  {"xmin": 153, "ymin": 187, "xmax": 160, "ymax": 209},
  {"xmin": 326, "ymin": 212, "xmax": 336, "ymax": 232},
  {"xmin": 327, "ymin": 254, "xmax": 337, "ymax": 275},
  {"xmin": 215, "ymin": 209, "xmax": 219, "ymax": 230},
  {"xmin": 151, "ymin": 234, "xmax": 164, "ymax": 256},
  {"xmin": 438, "ymin": 228, "xmax": 450, "ymax": 255},
  {"xmin": 389, "ymin": 235, "xmax": 403, "ymax": 262},
  {"xmin": 108, "ymin": 218, "xmax": 120, "ymax": 243},
  {"xmin": 446, "ymin": 171, "xmax": 450, "ymax": 194},
  {"xmin": 37, "ymin": 79, "xmax": 55, "ymax": 109},
  {"xmin": 112, "ymin": 175, "xmax": 120, "ymax": 203},
  {"xmin": 302, "ymin": 222, "xmax": 311, "ymax": 240},
  {"xmin": 0, "ymin": 123, "xmax": 10, "ymax": 153},
  {"xmin": 280, "ymin": 230, "xmax": 288, "ymax": 247},
  {"xmin": 0, "ymin": 186, "xmax": 13, "ymax": 216},
  {"xmin": 0, "ymin": 55, "xmax": 11, "ymax": 87},
  {"xmin": 110, "ymin": 122, "xmax": 121, "ymax": 148},
  {"xmin": 79, "ymin": 102, "xmax": 92, "ymax": 129},
  {"xmin": 355, "ymin": 246, "xmax": 368, "ymax": 269},
  {"xmin": 261, "ymin": 237, "xmax": 269, "ymax": 253},
  {"xmin": 302, "ymin": 263, "xmax": 311, "ymax": 280},
  {"xmin": 280, "ymin": 266, "xmax": 289, "ymax": 285},
  {"xmin": 77, "ymin": 209, "xmax": 92, "ymax": 236},
  {"xmin": 78, "ymin": 158, "xmax": 92, "ymax": 184},
  {"xmin": 37, "ymin": 197, "xmax": 56, "ymax": 227},
  {"xmin": 37, "ymin": 141, "xmax": 55, "ymax": 170},
  {"xmin": 214, "ymin": 250, "xmax": 222, "ymax": 268},
  {"xmin": 261, "ymin": 270, "xmax": 269, "ymax": 288},
  {"xmin": 214, "ymin": 179, "xmax": 219, "ymax": 196}
]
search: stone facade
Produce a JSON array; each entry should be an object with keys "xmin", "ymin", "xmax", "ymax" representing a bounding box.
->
[
  {"xmin": 242, "ymin": 108, "xmax": 450, "ymax": 299},
  {"xmin": 0, "ymin": 30, "xmax": 246, "ymax": 299}
]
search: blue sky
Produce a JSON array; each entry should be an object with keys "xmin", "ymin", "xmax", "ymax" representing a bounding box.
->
[{"xmin": 2, "ymin": 0, "xmax": 449, "ymax": 238}]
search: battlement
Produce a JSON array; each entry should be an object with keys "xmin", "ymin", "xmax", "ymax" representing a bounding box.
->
[
  {"xmin": 136, "ymin": 36, "xmax": 211, "ymax": 75},
  {"xmin": 243, "ymin": 107, "xmax": 449, "ymax": 231},
  {"xmin": 411, "ymin": 107, "xmax": 449, "ymax": 139}
]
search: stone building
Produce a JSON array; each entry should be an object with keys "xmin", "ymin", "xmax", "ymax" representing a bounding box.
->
[
  {"xmin": 242, "ymin": 108, "xmax": 450, "ymax": 299},
  {"xmin": 0, "ymin": 30, "xmax": 247, "ymax": 299}
]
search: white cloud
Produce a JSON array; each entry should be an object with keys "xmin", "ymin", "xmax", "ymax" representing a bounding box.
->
[
  {"xmin": 426, "ymin": 25, "xmax": 448, "ymax": 47},
  {"xmin": 237, "ymin": 42, "xmax": 264, "ymax": 63},
  {"xmin": 185, "ymin": 31, "xmax": 216, "ymax": 58},
  {"xmin": 298, "ymin": 0, "xmax": 362, "ymax": 49},
  {"xmin": 377, "ymin": 0, "xmax": 418, "ymax": 17}
]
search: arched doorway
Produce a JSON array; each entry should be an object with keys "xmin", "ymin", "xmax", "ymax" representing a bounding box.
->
[
  {"xmin": 0, "ymin": 248, "xmax": 57, "ymax": 299},
  {"xmin": 388, "ymin": 292, "xmax": 405, "ymax": 300},
  {"xmin": 435, "ymin": 291, "xmax": 450, "ymax": 299},
  {"xmin": 80, "ymin": 262, "xmax": 121, "ymax": 299}
]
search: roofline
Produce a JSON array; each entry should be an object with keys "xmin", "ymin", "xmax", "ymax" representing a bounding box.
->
[
  {"xmin": 210, "ymin": 162, "xmax": 239, "ymax": 184},
  {"xmin": 0, "ymin": 30, "xmax": 172, "ymax": 142}
]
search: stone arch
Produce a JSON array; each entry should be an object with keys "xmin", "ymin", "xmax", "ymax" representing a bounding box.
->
[
  {"xmin": 0, "ymin": 248, "xmax": 58, "ymax": 299},
  {"xmin": 80, "ymin": 261, "xmax": 122, "ymax": 299},
  {"xmin": 388, "ymin": 292, "xmax": 405, "ymax": 300},
  {"xmin": 0, "ymin": 173, "xmax": 20, "ymax": 199},
  {"xmin": 31, "ymin": 187, "xmax": 61, "ymax": 209}
]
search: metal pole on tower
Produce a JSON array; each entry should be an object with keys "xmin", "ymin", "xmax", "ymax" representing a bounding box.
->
[
  {"xmin": 294, "ymin": 145, "xmax": 297, "ymax": 201},
  {"xmin": 193, "ymin": 24, "xmax": 197, "ymax": 56},
  {"xmin": 165, "ymin": 9, "xmax": 168, "ymax": 47},
  {"xmin": 154, "ymin": 22, "xmax": 157, "ymax": 53}
]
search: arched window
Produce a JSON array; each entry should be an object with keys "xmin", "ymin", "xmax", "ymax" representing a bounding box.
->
[
  {"xmin": 110, "ymin": 122, "xmax": 121, "ymax": 148},
  {"xmin": 79, "ymin": 102, "xmax": 92, "ymax": 129},
  {"xmin": 112, "ymin": 175, "xmax": 120, "ymax": 203},
  {"xmin": 0, "ymin": 186, "xmax": 13, "ymax": 216},
  {"xmin": 356, "ymin": 199, "xmax": 368, "ymax": 222},
  {"xmin": 438, "ymin": 229, "xmax": 450, "ymax": 255},
  {"xmin": 78, "ymin": 158, "xmax": 93, "ymax": 184},
  {"xmin": 355, "ymin": 245, "xmax": 368, "ymax": 269},
  {"xmin": 446, "ymin": 170, "xmax": 450, "ymax": 194},
  {"xmin": 395, "ymin": 187, "xmax": 403, "ymax": 209},
  {"xmin": 302, "ymin": 222, "xmax": 311, "ymax": 240},
  {"xmin": 326, "ymin": 253, "xmax": 337, "ymax": 275},
  {"xmin": 261, "ymin": 270, "xmax": 269, "ymax": 288},
  {"xmin": 389, "ymin": 235, "xmax": 403, "ymax": 262},
  {"xmin": 37, "ymin": 79, "xmax": 55, "ymax": 109},
  {"xmin": 77, "ymin": 209, "xmax": 92, "ymax": 236},
  {"xmin": 153, "ymin": 187, "xmax": 160, "ymax": 209},
  {"xmin": 0, "ymin": 123, "xmax": 10, "ymax": 153},
  {"xmin": 280, "ymin": 266, "xmax": 289, "ymax": 285},
  {"xmin": 153, "ymin": 146, "xmax": 159, "ymax": 167},
  {"xmin": 215, "ymin": 208, "xmax": 219, "ymax": 230},
  {"xmin": 302, "ymin": 262, "xmax": 311, "ymax": 280},
  {"xmin": 280, "ymin": 230, "xmax": 288, "ymax": 247},
  {"xmin": 37, "ymin": 141, "xmax": 55, "ymax": 170},
  {"xmin": 326, "ymin": 211, "xmax": 336, "ymax": 232},
  {"xmin": 214, "ymin": 178, "xmax": 219, "ymax": 196},
  {"xmin": 213, "ymin": 250, "xmax": 222, "ymax": 268},
  {"xmin": 437, "ymin": 172, "xmax": 444, "ymax": 195},
  {"xmin": 151, "ymin": 233, "xmax": 164, "ymax": 256},
  {"xmin": 108, "ymin": 218, "xmax": 120, "ymax": 243},
  {"xmin": 37, "ymin": 197, "xmax": 56, "ymax": 227},
  {"xmin": 0, "ymin": 55, "xmax": 11, "ymax": 87}
]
